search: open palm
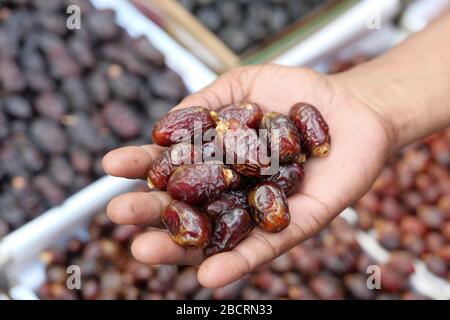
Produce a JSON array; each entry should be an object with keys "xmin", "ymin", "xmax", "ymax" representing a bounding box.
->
[{"xmin": 103, "ymin": 64, "xmax": 393, "ymax": 288}]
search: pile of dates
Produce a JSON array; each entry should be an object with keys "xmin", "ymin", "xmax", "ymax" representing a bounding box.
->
[
  {"xmin": 178, "ymin": 0, "xmax": 329, "ymax": 53},
  {"xmin": 148, "ymin": 101, "xmax": 331, "ymax": 255},
  {"xmin": 355, "ymin": 128, "xmax": 450, "ymax": 280},
  {"xmin": 0, "ymin": 0, "xmax": 186, "ymax": 235},
  {"xmin": 38, "ymin": 208, "xmax": 427, "ymax": 300}
]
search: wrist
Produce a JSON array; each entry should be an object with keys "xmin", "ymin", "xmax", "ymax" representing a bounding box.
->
[{"xmin": 329, "ymin": 69, "xmax": 401, "ymax": 155}]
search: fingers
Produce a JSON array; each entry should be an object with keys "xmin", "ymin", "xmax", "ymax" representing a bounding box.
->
[
  {"xmin": 102, "ymin": 145, "xmax": 165, "ymax": 179},
  {"xmin": 172, "ymin": 66, "xmax": 256, "ymax": 111},
  {"xmin": 107, "ymin": 191, "xmax": 171, "ymax": 225},
  {"xmin": 131, "ymin": 229, "xmax": 204, "ymax": 265},
  {"xmin": 198, "ymin": 224, "xmax": 303, "ymax": 288}
]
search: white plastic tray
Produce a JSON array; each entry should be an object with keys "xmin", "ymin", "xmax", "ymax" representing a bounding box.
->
[{"xmin": 272, "ymin": 0, "xmax": 402, "ymax": 67}]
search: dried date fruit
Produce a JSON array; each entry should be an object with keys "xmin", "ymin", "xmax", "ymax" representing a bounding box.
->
[
  {"xmin": 417, "ymin": 205, "xmax": 445, "ymax": 229},
  {"xmin": 380, "ymin": 197, "xmax": 405, "ymax": 222},
  {"xmin": 320, "ymin": 244, "xmax": 356, "ymax": 275},
  {"xmin": 202, "ymin": 190, "xmax": 248, "ymax": 221},
  {"xmin": 290, "ymin": 246, "xmax": 321, "ymax": 277},
  {"xmin": 205, "ymin": 207, "xmax": 253, "ymax": 255},
  {"xmin": 103, "ymin": 101, "xmax": 142, "ymax": 139},
  {"xmin": 69, "ymin": 146, "xmax": 92, "ymax": 174},
  {"xmin": 380, "ymin": 266, "xmax": 408, "ymax": 293},
  {"xmin": 107, "ymin": 64, "xmax": 141, "ymax": 101},
  {"xmin": 30, "ymin": 118, "xmax": 68, "ymax": 154},
  {"xmin": 437, "ymin": 245, "xmax": 450, "ymax": 263},
  {"xmin": 214, "ymin": 102, "xmax": 262, "ymax": 129},
  {"xmin": 132, "ymin": 36, "xmax": 165, "ymax": 66},
  {"xmin": 248, "ymin": 181, "xmax": 290, "ymax": 233},
  {"xmin": 61, "ymin": 78, "xmax": 91, "ymax": 111},
  {"xmin": 375, "ymin": 219, "xmax": 400, "ymax": 251},
  {"xmin": 289, "ymin": 102, "xmax": 330, "ymax": 157},
  {"xmin": 34, "ymin": 92, "xmax": 67, "ymax": 120},
  {"xmin": 33, "ymin": 175, "xmax": 65, "ymax": 206},
  {"xmin": 15, "ymin": 137, "xmax": 45, "ymax": 172},
  {"xmin": 0, "ymin": 58, "xmax": 26, "ymax": 92},
  {"xmin": 260, "ymin": 112, "xmax": 302, "ymax": 163},
  {"xmin": 399, "ymin": 216, "xmax": 427, "ymax": 237},
  {"xmin": 162, "ymin": 201, "xmax": 212, "ymax": 248},
  {"xmin": 86, "ymin": 9, "xmax": 119, "ymax": 41},
  {"xmin": 49, "ymin": 156, "xmax": 74, "ymax": 188},
  {"xmin": 400, "ymin": 233, "xmax": 426, "ymax": 256},
  {"xmin": 167, "ymin": 163, "xmax": 239, "ymax": 205},
  {"xmin": 344, "ymin": 274, "xmax": 375, "ymax": 300},
  {"xmin": 67, "ymin": 114, "xmax": 106, "ymax": 152},
  {"xmin": 147, "ymin": 143, "xmax": 200, "ymax": 190},
  {"xmin": 149, "ymin": 68, "xmax": 186, "ymax": 101},
  {"xmin": 422, "ymin": 253, "xmax": 447, "ymax": 278},
  {"xmin": 152, "ymin": 106, "xmax": 215, "ymax": 147},
  {"xmin": 216, "ymin": 120, "xmax": 269, "ymax": 176},
  {"xmin": 3, "ymin": 95, "xmax": 32, "ymax": 119},
  {"xmin": 309, "ymin": 273, "xmax": 344, "ymax": 300},
  {"xmin": 265, "ymin": 162, "xmax": 304, "ymax": 196},
  {"xmin": 385, "ymin": 252, "xmax": 415, "ymax": 276},
  {"xmin": 425, "ymin": 232, "xmax": 445, "ymax": 253}
]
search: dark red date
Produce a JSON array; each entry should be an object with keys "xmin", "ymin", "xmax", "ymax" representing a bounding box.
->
[
  {"xmin": 167, "ymin": 163, "xmax": 240, "ymax": 205},
  {"xmin": 213, "ymin": 102, "xmax": 263, "ymax": 129},
  {"xmin": 205, "ymin": 207, "xmax": 253, "ymax": 255},
  {"xmin": 202, "ymin": 190, "xmax": 249, "ymax": 221},
  {"xmin": 289, "ymin": 102, "xmax": 330, "ymax": 157},
  {"xmin": 152, "ymin": 106, "xmax": 215, "ymax": 147},
  {"xmin": 265, "ymin": 162, "xmax": 304, "ymax": 196},
  {"xmin": 161, "ymin": 201, "xmax": 212, "ymax": 248},
  {"xmin": 216, "ymin": 119, "xmax": 268, "ymax": 177},
  {"xmin": 147, "ymin": 143, "xmax": 200, "ymax": 190},
  {"xmin": 260, "ymin": 112, "xmax": 301, "ymax": 163},
  {"xmin": 248, "ymin": 181, "xmax": 290, "ymax": 233}
]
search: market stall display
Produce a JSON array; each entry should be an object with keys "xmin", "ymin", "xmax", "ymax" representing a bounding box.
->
[
  {"xmin": 133, "ymin": 0, "xmax": 366, "ymax": 72},
  {"xmin": 37, "ymin": 207, "xmax": 427, "ymax": 300},
  {"xmin": 1, "ymin": 0, "xmax": 449, "ymax": 301},
  {"xmin": 177, "ymin": 0, "xmax": 332, "ymax": 54},
  {"xmin": 356, "ymin": 129, "xmax": 450, "ymax": 281},
  {"xmin": 0, "ymin": 0, "xmax": 187, "ymax": 235}
]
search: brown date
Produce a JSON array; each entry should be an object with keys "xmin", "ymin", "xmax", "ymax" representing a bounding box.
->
[
  {"xmin": 289, "ymin": 102, "xmax": 331, "ymax": 157},
  {"xmin": 214, "ymin": 102, "xmax": 263, "ymax": 129},
  {"xmin": 147, "ymin": 143, "xmax": 200, "ymax": 190},
  {"xmin": 205, "ymin": 207, "xmax": 253, "ymax": 255},
  {"xmin": 161, "ymin": 201, "xmax": 212, "ymax": 248},
  {"xmin": 152, "ymin": 106, "xmax": 215, "ymax": 147},
  {"xmin": 167, "ymin": 163, "xmax": 240, "ymax": 205},
  {"xmin": 260, "ymin": 112, "xmax": 302, "ymax": 163},
  {"xmin": 248, "ymin": 181, "xmax": 290, "ymax": 233},
  {"xmin": 202, "ymin": 190, "xmax": 249, "ymax": 221},
  {"xmin": 216, "ymin": 119, "xmax": 268, "ymax": 176},
  {"xmin": 265, "ymin": 162, "xmax": 304, "ymax": 196}
]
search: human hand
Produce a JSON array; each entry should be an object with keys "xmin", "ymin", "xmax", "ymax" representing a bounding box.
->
[{"xmin": 103, "ymin": 64, "xmax": 395, "ymax": 288}]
